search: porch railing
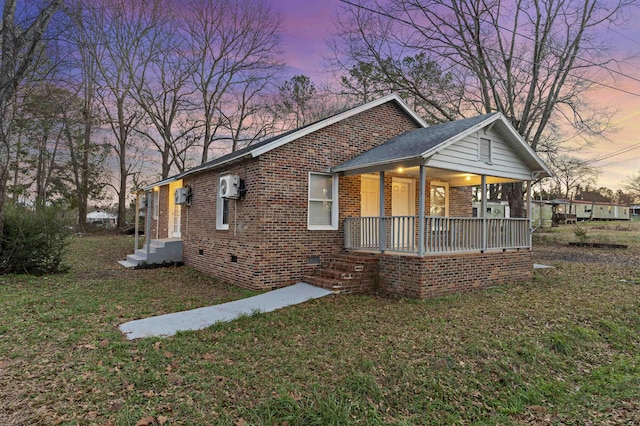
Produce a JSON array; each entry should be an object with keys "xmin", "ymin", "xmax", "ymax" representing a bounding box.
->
[{"xmin": 344, "ymin": 216, "xmax": 530, "ymax": 255}]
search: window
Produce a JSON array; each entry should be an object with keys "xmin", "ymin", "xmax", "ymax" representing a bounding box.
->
[
  {"xmin": 429, "ymin": 181, "xmax": 449, "ymax": 217},
  {"xmin": 216, "ymin": 176, "xmax": 230, "ymax": 230},
  {"xmin": 308, "ymin": 173, "xmax": 338, "ymax": 230},
  {"xmin": 479, "ymin": 137, "xmax": 492, "ymax": 163}
]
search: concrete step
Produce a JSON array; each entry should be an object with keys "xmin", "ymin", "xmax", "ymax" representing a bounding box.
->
[
  {"xmin": 117, "ymin": 259, "xmax": 138, "ymax": 268},
  {"xmin": 119, "ymin": 238, "xmax": 183, "ymax": 269},
  {"xmin": 127, "ymin": 253, "xmax": 146, "ymax": 263},
  {"xmin": 136, "ymin": 248, "xmax": 156, "ymax": 257}
]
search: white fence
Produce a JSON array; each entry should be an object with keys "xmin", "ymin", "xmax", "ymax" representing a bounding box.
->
[{"xmin": 344, "ymin": 216, "xmax": 530, "ymax": 255}]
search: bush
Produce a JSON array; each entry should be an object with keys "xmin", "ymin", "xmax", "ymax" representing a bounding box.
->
[{"xmin": 0, "ymin": 205, "xmax": 72, "ymax": 274}]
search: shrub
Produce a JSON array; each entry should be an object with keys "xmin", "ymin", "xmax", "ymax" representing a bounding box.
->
[
  {"xmin": 573, "ymin": 223, "xmax": 589, "ymax": 243},
  {"xmin": 0, "ymin": 205, "xmax": 71, "ymax": 274}
]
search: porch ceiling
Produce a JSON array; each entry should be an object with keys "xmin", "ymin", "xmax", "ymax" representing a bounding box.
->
[{"xmin": 361, "ymin": 168, "xmax": 520, "ymax": 187}]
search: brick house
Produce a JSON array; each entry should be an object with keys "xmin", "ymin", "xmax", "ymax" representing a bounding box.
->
[{"xmin": 121, "ymin": 94, "xmax": 551, "ymax": 299}]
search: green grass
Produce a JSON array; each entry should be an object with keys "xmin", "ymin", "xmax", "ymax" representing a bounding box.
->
[{"xmin": 1, "ymin": 231, "xmax": 640, "ymax": 425}]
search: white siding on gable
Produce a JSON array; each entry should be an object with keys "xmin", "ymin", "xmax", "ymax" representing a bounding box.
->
[{"xmin": 426, "ymin": 129, "xmax": 532, "ymax": 180}]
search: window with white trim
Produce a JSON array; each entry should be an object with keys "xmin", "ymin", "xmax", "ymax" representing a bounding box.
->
[
  {"xmin": 429, "ymin": 181, "xmax": 449, "ymax": 217},
  {"xmin": 216, "ymin": 176, "xmax": 230, "ymax": 230},
  {"xmin": 308, "ymin": 172, "xmax": 338, "ymax": 230},
  {"xmin": 479, "ymin": 137, "xmax": 492, "ymax": 163}
]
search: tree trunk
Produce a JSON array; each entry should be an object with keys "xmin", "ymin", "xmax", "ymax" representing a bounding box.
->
[{"xmin": 504, "ymin": 182, "xmax": 526, "ymax": 218}]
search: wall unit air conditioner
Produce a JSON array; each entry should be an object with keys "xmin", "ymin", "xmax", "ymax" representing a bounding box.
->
[
  {"xmin": 220, "ymin": 175, "xmax": 240, "ymax": 199},
  {"xmin": 175, "ymin": 187, "xmax": 189, "ymax": 205}
]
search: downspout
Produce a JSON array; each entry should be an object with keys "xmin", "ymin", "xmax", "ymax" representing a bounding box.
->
[
  {"xmin": 379, "ymin": 171, "xmax": 386, "ymax": 253},
  {"xmin": 418, "ymin": 165, "xmax": 426, "ymax": 257},
  {"xmin": 155, "ymin": 189, "xmax": 160, "ymax": 240}
]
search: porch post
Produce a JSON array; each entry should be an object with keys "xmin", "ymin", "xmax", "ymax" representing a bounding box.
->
[
  {"xmin": 527, "ymin": 178, "xmax": 533, "ymax": 248},
  {"xmin": 481, "ymin": 175, "xmax": 487, "ymax": 252},
  {"xmin": 418, "ymin": 164, "xmax": 426, "ymax": 257},
  {"xmin": 134, "ymin": 194, "xmax": 140, "ymax": 250},
  {"xmin": 379, "ymin": 171, "xmax": 386, "ymax": 253},
  {"xmin": 145, "ymin": 191, "xmax": 152, "ymax": 258}
]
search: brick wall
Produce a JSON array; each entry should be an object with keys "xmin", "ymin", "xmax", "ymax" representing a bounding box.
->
[
  {"xmin": 378, "ymin": 250, "xmax": 532, "ymax": 299},
  {"xmin": 179, "ymin": 101, "xmax": 421, "ymax": 291},
  {"xmin": 449, "ymin": 186, "xmax": 472, "ymax": 217}
]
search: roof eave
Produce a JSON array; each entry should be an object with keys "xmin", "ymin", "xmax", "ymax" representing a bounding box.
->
[
  {"xmin": 332, "ymin": 155, "xmax": 423, "ymax": 175},
  {"xmin": 139, "ymin": 176, "xmax": 178, "ymax": 192}
]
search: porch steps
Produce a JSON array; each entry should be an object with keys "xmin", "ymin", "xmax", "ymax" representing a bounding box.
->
[
  {"xmin": 303, "ymin": 253, "xmax": 379, "ymax": 294},
  {"xmin": 118, "ymin": 238, "xmax": 183, "ymax": 268}
]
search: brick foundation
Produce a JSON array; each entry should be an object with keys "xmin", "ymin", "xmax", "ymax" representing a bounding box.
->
[{"xmin": 378, "ymin": 249, "xmax": 532, "ymax": 299}]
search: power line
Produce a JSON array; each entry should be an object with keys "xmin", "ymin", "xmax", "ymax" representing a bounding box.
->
[
  {"xmin": 337, "ymin": 0, "xmax": 640, "ymax": 98},
  {"xmin": 584, "ymin": 142, "xmax": 640, "ymax": 164},
  {"xmin": 608, "ymin": 27, "xmax": 640, "ymax": 48}
]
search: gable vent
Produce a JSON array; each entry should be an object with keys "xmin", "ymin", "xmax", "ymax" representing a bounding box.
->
[{"xmin": 479, "ymin": 137, "xmax": 492, "ymax": 163}]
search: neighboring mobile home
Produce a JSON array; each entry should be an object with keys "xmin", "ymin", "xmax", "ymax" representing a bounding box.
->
[{"xmin": 120, "ymin": 94, "xmax": 551, "ymax": 299}]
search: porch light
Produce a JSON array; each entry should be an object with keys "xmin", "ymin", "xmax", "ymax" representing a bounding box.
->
[
  {"xmin": 398, "ymin": 167, "xmax": 404, "ymax": 173},
  {"xmin": 465, "ymin": 175, "xmax": 471, "ymax": 181}
]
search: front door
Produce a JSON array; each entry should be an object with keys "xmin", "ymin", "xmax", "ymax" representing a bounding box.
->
[
  {"xmin": 392, "ymin": 178, "xmax": 415, "ymax": 249},
  {"xmin": 360, "ymin": 175, "xmax": 380, "ymax": 248}
]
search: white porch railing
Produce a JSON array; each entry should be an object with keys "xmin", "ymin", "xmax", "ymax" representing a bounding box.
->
[{"xmin": 344, "ymin": 216, "xmax": 530, "ymax": 255}]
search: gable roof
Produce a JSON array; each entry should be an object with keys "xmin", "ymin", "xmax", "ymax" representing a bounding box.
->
[
  {"xmin": 333, "ymin": 113, "xmax": 498, "ymax": 172},
  {"xmin": 332, "ymin": 112, "xmax": 552, "ymax": 178},
  {"xmin": 141, "ymin": 94, "xmax": 426, "ymax": 191}
]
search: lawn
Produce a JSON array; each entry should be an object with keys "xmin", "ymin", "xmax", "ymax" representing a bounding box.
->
[{"xmin": 1, "ymin": 223, "xmax": 640, "ymax": 425}]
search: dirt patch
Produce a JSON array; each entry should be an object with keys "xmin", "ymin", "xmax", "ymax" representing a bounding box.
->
[
  {"xmin": 533, "ymin": 244, "xmax": 640, "ymax": 268},
  {"xmin": 568, "ymin": 242, "xmax": 628, "ymax": 249}
]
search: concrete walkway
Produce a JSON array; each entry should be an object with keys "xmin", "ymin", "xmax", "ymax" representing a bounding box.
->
[
  {"xmin": 534, "ymin": 263, "xmax": 554, "ymax": 269},
  {"xmin": 119, "ymin": 283, "xmax": 332, "ymax": 340}
]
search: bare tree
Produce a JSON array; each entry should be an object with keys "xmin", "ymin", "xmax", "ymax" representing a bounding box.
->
[
  {"xmin": 185, "ymin": 0, "xmax": 283, "ymax": 163},
  {"xmin": 127, "ymin": 7, "xmax": 202, "ymax": 179},
  {"xmin": 547, "ymin": 155, "xmax": 599, "ymax": 200},
  {"xmin": 0, "ymin": 0, "xmax": 62, "ymax": 233},
  {"xmin": 57, "ymin": 86, "xmax": 110, "ymax": 228},
  {"xmin": 332, "ymin": 0, "xmax": 633, "ymax": 215},
  {"xmin": 219, "ymin": 76, "xmax": 280, "ymax": 152},
  {"xmin": 52, "ymin": 4, "xmax": 108, "ymax": 228},
  {"xmin": 623, "ymin": 172, "xmax": 640, "ymax": 202},
  {"xmin": 72, "ymin": 0, "xmax": 161, "ymax": 228}
]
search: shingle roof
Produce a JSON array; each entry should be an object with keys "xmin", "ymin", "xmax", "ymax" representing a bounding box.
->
[{"xmin": 333, "ymin": 113, "xmax": 499, "ymax": 172}]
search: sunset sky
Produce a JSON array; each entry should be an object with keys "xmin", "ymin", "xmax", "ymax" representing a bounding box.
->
[{"xmin": 273, "ymin": 0, "xmax": 640, "ymax": 192}]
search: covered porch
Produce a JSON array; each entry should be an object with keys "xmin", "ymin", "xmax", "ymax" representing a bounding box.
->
[
  {"xmin": 327, "ymin": 112, "xmax": 551, "ymax": 299},
  {"xmin": 342, "ymin": 170, "xmax": 532, "ymax": 256},
  {"xmin": 333, "ymin": 112, "xmax": 551, "ymax": 258}
]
